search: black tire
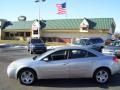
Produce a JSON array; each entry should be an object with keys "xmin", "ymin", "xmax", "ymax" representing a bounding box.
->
[
  {"xmin": 18, "ymin": 69, "xmax": 37, "ymax": 85},
  {"xmin": 27, "ymin": 48, "xmax": 29, "ymax": 51},
  {"xmin": 99, "ymin": 46, "xmax": 104, "ymax": 52},
  {"xmin": 30, "ymin": 49, "xmax": 33, "ymax": 54},
  {"xmin": 93, "ymin": 68, "xmax": 110, "ymax": 84}
]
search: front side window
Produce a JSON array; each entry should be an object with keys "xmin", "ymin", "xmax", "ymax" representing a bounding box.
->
[
  {"xmin": 89, "ymin": 38, "xmax": 104, "ymax": 44},
  {"xmin": 47, "ymin": 50, "xmax": 68, "ymax": 61},
  {"xmin": 33, "ymin": 30, "xmax": 38, "ymax": 34}
]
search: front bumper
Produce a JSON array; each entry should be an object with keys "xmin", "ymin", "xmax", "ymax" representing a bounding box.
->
[
  {"xmin": 7, "ymin": 67, "xmax": 17, "ymax": 79},
  {"xmin": 32, "ymin": 47, "xmax": 47, "ymax": 52}
]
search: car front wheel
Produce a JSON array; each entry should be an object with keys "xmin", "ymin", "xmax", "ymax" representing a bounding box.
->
[
  {"xmin": 18, "ymin": 69, "xmax": 36, "ymax": 85},
  {"xmin": 93, "ymin": 69, "xmax": 110, "ymax": 84},
  {"xmin": 30, "ymin": 49, "xmax": 33, "ymax": 54}
]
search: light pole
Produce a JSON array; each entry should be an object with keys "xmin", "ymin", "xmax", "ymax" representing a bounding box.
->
[{"xmin": 35, "ymin": 0, "xmax": 46, "ymax": 38}]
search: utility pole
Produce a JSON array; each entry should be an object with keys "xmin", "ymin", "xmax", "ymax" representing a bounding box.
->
[{"xmin": 35, "ymin": 0, "xmax": 46, "ymax": 38}]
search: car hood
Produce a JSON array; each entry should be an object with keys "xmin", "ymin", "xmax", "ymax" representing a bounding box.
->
[
  {"xmin": 33, "ymin": 43, "xmax": 44, "ymax": 45},
  {"xmin": 9, "ymin": 57, "xmax": 34, "ymax": 68},
  {"xmin": 70, "ymin": 44, "xmax": 85, "ymax": 47}
]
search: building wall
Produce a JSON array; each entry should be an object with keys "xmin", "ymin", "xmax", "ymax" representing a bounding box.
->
[
  {"xmin": 41, "ymin": 29, "xmax": 109, "ymax": 40},
  {"xmin": 0, "ymin": 29, "xmax": 5, "ymax": 40},
  {"xmin": 0, "ymin": 29, "xmax": 1, "ymax": 40},
  {"xmin": 3, "ymin": 30, "xmax": 31, "ymax": 40},
  {"xmin": 1, "ymin": 28, "xmax": 111, "ymax": 43}
]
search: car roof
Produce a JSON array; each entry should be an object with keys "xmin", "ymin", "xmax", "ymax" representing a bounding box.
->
[
  {"xmin": 53, "ymin": 45, "xmax": 104, "ymax": 56},
  {"xmin": 36, "ymin": 45, "xmax": 104, "ymax": 61},
  {"xmin": 80, "ymin": 37, "xmax": 103, "ymax": 40}
]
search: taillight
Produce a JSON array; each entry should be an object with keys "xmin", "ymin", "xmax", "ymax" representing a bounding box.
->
[{"xmin": 113, "ymin": 57, "xmax": 119, "ymax": 63}]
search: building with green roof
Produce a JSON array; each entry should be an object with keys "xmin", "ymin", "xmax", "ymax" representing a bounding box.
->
[{"xmin": 0, "ymin": 18, "xmax": 115, "ymax": 43}]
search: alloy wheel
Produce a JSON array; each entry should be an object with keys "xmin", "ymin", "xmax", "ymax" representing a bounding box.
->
[
  {"xmin": 19, "ymin": 70, "xmax": 35, "ymax": 85},
  {"xmin": 94, "ymin": 69, "xmax": 109, "ymax": 84}
]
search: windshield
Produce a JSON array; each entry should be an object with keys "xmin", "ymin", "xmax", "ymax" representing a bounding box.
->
[
  {"xmin": 33, "ymin": 49, "xmax": 55, "ymax": 60},
  {"xmin": 31, "ymin": 39, "xmax": 43, "ymax": 44}
]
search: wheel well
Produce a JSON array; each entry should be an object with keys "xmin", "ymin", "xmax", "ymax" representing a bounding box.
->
[
  {"xmin": 100, "ymin": 46, "xmax": 104, "ymax": 49},
  {"xmin": 93, "ymin": 67, "xmax": 111, "ymax": 77},
  {"xmin": 17, "ymin": 67, "xmax": 37, "ymax": 79}
]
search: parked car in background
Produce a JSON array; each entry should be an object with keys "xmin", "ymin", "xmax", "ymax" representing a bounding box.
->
[
  {"xmin": 72, "ymin": 37, "xmax": 104, "ymax": 52},
  {"xmin": 27, "ymin": 38, "xmax": 47, "ymax": 54},
  {"xmin": 102, "ymin": 40, "xmax": 120, "ymax": 56},
  {"xmin": 7, "ymin": 46, "xmax": 120, "ymax": 85}
]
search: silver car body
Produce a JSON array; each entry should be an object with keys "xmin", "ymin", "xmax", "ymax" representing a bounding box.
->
[
  {"xmin": 102, "ymin": 40, "xmax": 120, "ymax": 56},
  {"xmin": 7, "ymin": 46, "xmax": 120, "ymax": 80},
  {"xmin": 71, "ymin": 37, "xmax": 104, "ymax": 52}
]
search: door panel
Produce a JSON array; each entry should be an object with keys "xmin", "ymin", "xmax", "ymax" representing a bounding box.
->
[
  {"xmin": 37, "ymin": 60, "xmax": 69, "ymax": 79},
  {"xmin": 68, "ymin": 49, "xmax": 96, "ymax": 78},
  {"xmin": 69, "ymin": 58, "xmax": 93, "ymax": 78},
  {"xmin": 37, "ymin": 50, "xmax": 69, "ymax": 79}
]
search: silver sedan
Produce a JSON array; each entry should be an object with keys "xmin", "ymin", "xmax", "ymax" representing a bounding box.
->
[{"xmin": 7, "ymin": 46, "xmax": 120, "ymax": 85}]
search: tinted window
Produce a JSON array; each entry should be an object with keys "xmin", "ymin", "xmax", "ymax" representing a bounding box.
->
[
  {"xmin": 89, "ymin": 38, "xmax": 104, "ymax": 44},
  {"xmin": 96, "ymin": 38, "xmax": 104, "ymax": 43},
  {"xmin": 49, "ymin": 50, "xmax": 68, "ymax": 61},
  {"xmin": 31, "ymin": 39, "xmax": 43, "ymax": 43},
  {"xmin": 74, "ymin": 39, "xmax": 89, "ymax": 45},
  {"xmin": 87, "ymin": 51, "xmax": 97, "ymax": 57},
  {"xmin": 70, "ymin": 49, "xmax": 96, "ymax": 59},
  {"xmin": 70, "ymin": 49, "xmax": 87, "ymax": 59}
]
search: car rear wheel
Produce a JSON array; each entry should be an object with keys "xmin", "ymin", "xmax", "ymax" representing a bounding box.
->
[
  {"xmin": 18, "ymin": 69, "xmax": 36, "ymax": 85},
  {"xmin": 93, "ymin": 69, "xmax": 110, "ymax": 84},
  {"xmin": 27, "ymin": 48, "xmax": 29, "ymax": 51}
]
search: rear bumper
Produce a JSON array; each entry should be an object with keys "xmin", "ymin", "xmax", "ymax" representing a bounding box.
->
[{"xmin": 111, "ymin": 63, "xmax": 120, "ymax": 75}]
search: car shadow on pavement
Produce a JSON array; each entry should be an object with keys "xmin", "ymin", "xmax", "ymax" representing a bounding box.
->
[{"xmin": 31, "ymin": 73, "xmax": 120, "ymax": 89}]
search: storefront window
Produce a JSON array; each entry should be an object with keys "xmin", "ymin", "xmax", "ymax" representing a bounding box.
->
[
  {"xmin": 15, "ymin": 32, "xmax": 19, "ymax": 36},
  {"xmin": 19, "ymin": 32, "xmax": 24, "ymax": 36},
  {"xmin": 33, "ymin": 30, "xmax": 38, "ymax": 34},
  {"xmin": 10, "ymin": 33, "xmax": 14, "ymax": 36},
  {"xmin": 5, "ymin": 32, "xmax": 9, "ymax": 36},
  {"xmin": 26, "ymin": 32, "xmax": 30, "ymax": 36}
]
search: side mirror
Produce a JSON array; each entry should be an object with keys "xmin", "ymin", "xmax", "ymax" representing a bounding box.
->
[{"xmin": 43, "ymin": 57, "xmax": 49, "ymax": 62}]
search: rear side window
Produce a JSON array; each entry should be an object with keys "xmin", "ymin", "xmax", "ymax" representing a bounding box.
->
[
  {"xmin": 89, "ymin": 38, "xmax": 104, "ymax": 44},
  {"xmin": 69, "ymin": 49, "xmax": 97, "ymax": 59},
  {"xmin": 96, "ymin": 38, "xmax": 104, "ymax": 43},
  {"xmin": 49, "ymin": 50, "xmax": 68, "ymax": 61},
  {"xmin": 87, "ymin": 51, "xmax": 97, "ymax": 57}
]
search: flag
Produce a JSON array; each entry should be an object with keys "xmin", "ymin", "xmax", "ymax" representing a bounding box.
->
[
  {"xmin": 35, "ymin": 0, "xmax": 39, "ymax": 2},
  {"xmin": 35, "ymin": 0, "xmax": 45, "ymax": 2},
  {"xmin": 56, "ymin": 2, "xmax": 66, "ymax": 14}
]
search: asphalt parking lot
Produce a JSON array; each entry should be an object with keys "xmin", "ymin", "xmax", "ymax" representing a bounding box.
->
[{"xmin": 1, "ymin": 48, "xmax": 120, "ymax": 90}]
